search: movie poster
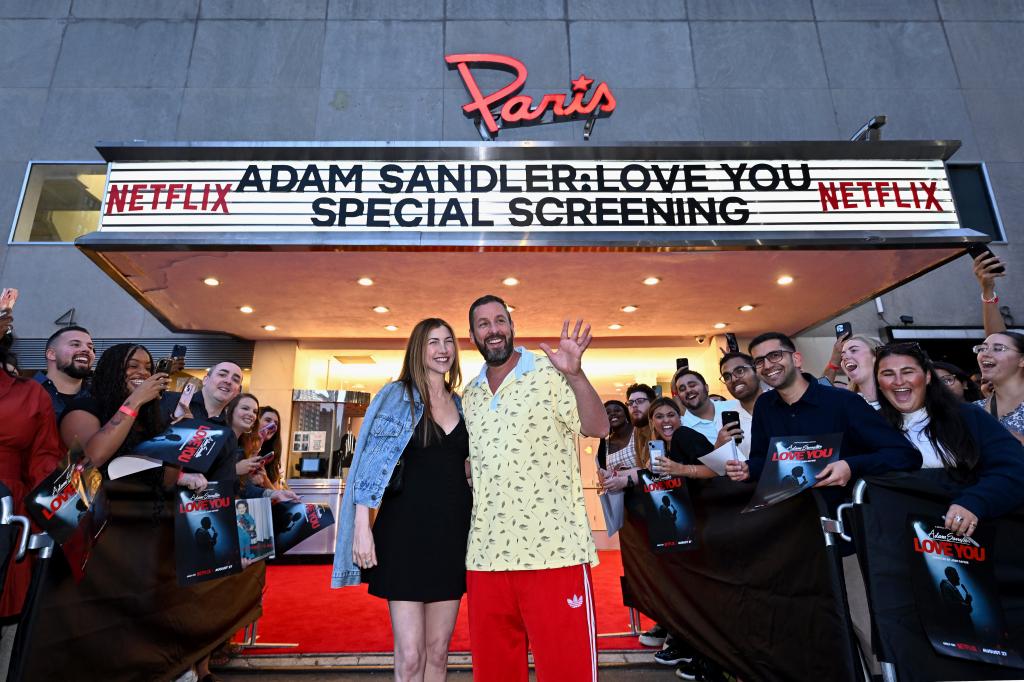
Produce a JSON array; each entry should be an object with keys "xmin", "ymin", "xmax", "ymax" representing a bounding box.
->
[
  {"xmin": 272, "ymin": 500, "xmax": 335, "ymax": 555},
  {"xmin": 174, "ymin": 481, "xmax": 241, "ymax": 586},
  {"xmin": 24, "ymin": 458, "xmax": 103, "ymax": 545},
  {"xmin": 742, "ymin": 433, "xmax": 841, "ymax": 513},
  {"xmin": 236, "ymin": 497, "xmax": 274, "ymax": 562},
  {"xmin": 906, "ymin": 514, "xmax": 1024, "ymax": 668},
  {"xmin": 132, "ymin": 419, "xmax": 232, "ymax": 474},
  {"xmin": 627, "ymin": 469, "xmax": 698, "ymax": 554}
]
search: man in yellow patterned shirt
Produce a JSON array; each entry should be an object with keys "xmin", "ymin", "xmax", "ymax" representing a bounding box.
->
[{"xmin": 463, "ymin": 294, "xmax": 609, "ymax": 682}]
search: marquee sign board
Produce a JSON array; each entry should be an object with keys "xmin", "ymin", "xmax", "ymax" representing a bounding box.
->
[{"xmin": 98, "ymin": 158, "xmax": 960, "ymax": 234}]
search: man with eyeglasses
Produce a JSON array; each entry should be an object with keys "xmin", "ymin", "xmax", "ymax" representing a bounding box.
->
[
  {"xmin": 625, "ymin": 383, "xmax": 656, "ymax": 429},
  {"xmin": 716, "ymin": 352, "xmax": 763, "ymax": 458},
  {"xmin": 725, "ymin": 332, "xmax": 920, "ymax": 486}
]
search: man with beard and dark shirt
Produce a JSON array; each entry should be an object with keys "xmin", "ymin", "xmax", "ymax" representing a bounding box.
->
[
  {"xmin": 462, "ymin": 294, "xmax": 608, "ymax": 682},
  {"xmin": 626, "ymin": 383, "xmax": 656, "ymax": 429},
  {"xmin": 33, "ymin": 326, "xmax": 95, "ymax": 421}
]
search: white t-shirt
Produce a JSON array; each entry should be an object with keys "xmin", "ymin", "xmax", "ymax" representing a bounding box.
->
[{"xmin": 682, "ymin": 399, "xmax": 748, "ymax": 455}]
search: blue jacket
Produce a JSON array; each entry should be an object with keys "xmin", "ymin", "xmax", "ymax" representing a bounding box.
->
[{"xmin": 330, "ymin": 380, "xmax": 462, "ymax": 588}]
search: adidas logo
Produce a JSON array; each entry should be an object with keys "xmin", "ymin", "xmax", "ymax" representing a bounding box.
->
[{"xmin": 566, "ymin": 594, "xmax": 584, "ymax": 609}]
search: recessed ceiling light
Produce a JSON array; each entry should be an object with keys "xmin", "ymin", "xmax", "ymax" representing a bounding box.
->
[
  {"xmin": 614, "ymin": 382, "xmax": 624, "ymax": 388},
  {"xmin": 384, "ymin": 325, "xmax": 398, "ymax": 332},
  {"xmin": 738, "ymin": 304, "xmax": 755, "ymax": 312},
  {"xmin": 713, "ymin": 322, "xmax": 728, "ymax": 329},
  {"xmin": 203, "ymin": 277, "xmax": 220, "ymax": 286},
  {"xmin": 502, "ymin": 277, "xmax": 519, "ymax": 286},
  {"xmin": 608, "ymin": 323, "xmax": 623, "ymax": 330},
  {"xmin": 357, "ymin": 277, "xmax": 374, "ymax": 286},
  {"xmin": 642, "ymin": 277, "xmax": 660, "ymax": 286},
  {"xmin": 351, "ymin": 384, "xmax": 365, "ymax": 389},
  {"xmin": 239, "ymin": 305, "xmax": 254, "ymax": 314},
  {"xmin": 776, "ymin": 275, "xmax": 794, "ymax": 286},
  {"xmin": 621, "ymin": 305, "xmax": 638, "ymax": 313},
  {"xmin": 372, "ymin": 305, "xmax": 390, "ymax": 313},
  {"xmin": 262, "ymin": 324, "xmax": 277, "ymax": 331}
]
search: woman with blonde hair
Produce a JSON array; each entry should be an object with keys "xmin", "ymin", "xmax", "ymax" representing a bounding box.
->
[
  {"xmin": 332, "ymin": 318, "xmax": 470, "ymax": 682},
  {"xmin": 840, "ymin": 334, "xmax": 884, "ymax": 408}
]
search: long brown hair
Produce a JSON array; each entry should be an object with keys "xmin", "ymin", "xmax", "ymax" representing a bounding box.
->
[
  {"xmin": 397, "ymin": 318, "xmax": 462, "ymax": 444},
  {"xmin": 635, "ymin": 397, "xmax": 681, "ymax": 468},
  {"xmin": 258, "ymin": 405, "xmax": 283, "ymax": 484},
  {"xmin": 224, "ymin": 392, "xmax": 261, "ymax": 457}
]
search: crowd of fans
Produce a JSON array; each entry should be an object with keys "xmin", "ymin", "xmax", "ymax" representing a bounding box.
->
[{"xmin": 0, "ymin": 251, "xmax": 1022, "ymax": 681}]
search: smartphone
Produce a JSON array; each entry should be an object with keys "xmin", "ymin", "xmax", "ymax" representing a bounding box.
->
[
  {"xmin": 154, "ymin": 357, "xmax": 174, "ymax": 375},
  {"xmin": 258, "ymin": 421, "xmax": 278, "ymax": 440},
  {"xmin": 721, "ymin": 410, "xmax": 742, "ymax": 443},
  {"xmin": 649, "ymin": 440, "xmax": 665, "ymax": 471},
  {"xmin": 835, "ymin": 321, "xmax": 852, "ymax": 339},
  {"xmin": 725, "ymin": 333, "xmax": 739, "ymax": 353},
  {"xmin": 675, "ymin": 357, "xmax": 689, "ymax": 370},
  {"xmin": 172, "ymin": 344, "xmax": 187, "ymax": 360},
  {"xmin": 173, "ymin": 382, "xmax": 197, "ymax": 419},
  {"xmin": 0, "ymin": 287, "xmax": 18, "ymax": 315},
  {"xmin": 966, "ymin": 243, "xmax": 1005, "ymax": 274},
  {"xmin": 256, "ymin": 451, "xmax": 275, "ymax": 465}
]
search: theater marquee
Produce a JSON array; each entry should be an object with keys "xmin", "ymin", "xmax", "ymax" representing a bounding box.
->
[{"xmin": 99, "ymin": 157, "xmax": 958, "ymax": 234}]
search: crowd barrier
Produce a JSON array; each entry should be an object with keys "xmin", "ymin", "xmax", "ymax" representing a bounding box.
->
[
  {"xmin": 620, "ymin": 476, "xmax": 863, "ymax": 682},
  {"xmin": 846, "ymin": 471, "xmax": 1024, "ymax": 682}
]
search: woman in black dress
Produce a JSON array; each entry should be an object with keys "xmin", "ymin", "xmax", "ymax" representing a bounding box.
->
[{"xmin": 346, "ymin": 318, "xmax": 471, "ymax": 682}]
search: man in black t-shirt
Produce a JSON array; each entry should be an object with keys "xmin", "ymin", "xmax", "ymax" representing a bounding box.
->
[{"xmin": 33, "ymin": 326, "xmax": 94, "ymax": 422}]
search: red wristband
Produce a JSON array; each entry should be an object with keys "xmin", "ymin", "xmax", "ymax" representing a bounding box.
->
[
  {"xmin": 118, "ymin": 404, "xmax": 138, "ymax": 418},
  {"xmin": 827, "ymin": 362, "xmax": 842, "ymax": 372}
]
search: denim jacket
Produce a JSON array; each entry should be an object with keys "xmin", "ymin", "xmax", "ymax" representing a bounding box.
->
[{"xmin": 330, "ymin": 380, "xmax": 463, "ymax": 588}]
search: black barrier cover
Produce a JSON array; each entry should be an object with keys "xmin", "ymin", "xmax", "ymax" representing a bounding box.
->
[
  {"xmin": 852, "ymin": 471, "xmax": 1024, "ymax": 682},
  {"xmin": 620, "ymin": 477, "xmax": 861, "ymax": 682}
]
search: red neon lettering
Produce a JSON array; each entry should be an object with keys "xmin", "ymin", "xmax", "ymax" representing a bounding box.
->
[
  {"xmin": 102, "ymin": 183, "xmax": 232, "ymax": 215},
  {"xmin": 445, "ymin": 53, "xmax": 616, "ymax": 135}
]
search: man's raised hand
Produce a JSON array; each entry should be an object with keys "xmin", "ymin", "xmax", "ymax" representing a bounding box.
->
[{"xmin": 540, "ymin": 319, "xmax": 593, "ymax": 377}]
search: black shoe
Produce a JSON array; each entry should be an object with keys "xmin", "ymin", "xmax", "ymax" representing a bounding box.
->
[
  {"xmin": 655, "ymin": 642, "xmax": 694, "ymax": 666},
  {"xmin": 639, "ymin": 624, "xmax": 668, "ymax": 647},
  {"xmin": 674, "ymin": 659, "xmax": 699, "ymax": 680}
]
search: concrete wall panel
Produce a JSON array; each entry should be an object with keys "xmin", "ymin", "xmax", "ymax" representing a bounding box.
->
[
  {"xmin": 322, "ymin": 21, "xmax": 444, "ymax": 90},
  {"xmin": 0, "ymin": 20, "xmax": 65, "ymax": 87},
  {"xmin": 691, "ymin": 21, "xmax": 828, "ymax": 89},
  {"xmin": 570, "ymin": 21, "xmax": 695, "ymax": 89},
  {"xmin": 190, "ymin": 20, "xmax": 325, "ymax": 88}
]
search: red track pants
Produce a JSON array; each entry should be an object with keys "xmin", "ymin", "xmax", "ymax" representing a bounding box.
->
[{"xmin": 467, "ymin": 563, "xmax": 597, "ymax": 682}]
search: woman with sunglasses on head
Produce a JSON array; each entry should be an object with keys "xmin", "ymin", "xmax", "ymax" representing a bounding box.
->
[
  {"xmin": 875, "ymin": 343, "xmax": 1024, "ymax": 537},
  {"xmin": 332, "ymin": 318, "xmax": 470, "ymax": 682},
  {"xmin": 973, "ymin": 332, "xmax": 1024, "ymax": 442}
]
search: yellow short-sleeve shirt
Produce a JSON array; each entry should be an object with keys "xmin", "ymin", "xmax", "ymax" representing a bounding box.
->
[{"xmin": 463, "ymin": 348, "xmax": 598, "ymax": 571}]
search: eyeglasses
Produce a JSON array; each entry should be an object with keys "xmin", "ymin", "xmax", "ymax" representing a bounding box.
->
[
  {"xmin": 752, "ymin": 350, "xmax": 795, "ymax": 370},
  {"xmin": 720, "ymin": 365, "xmax": 754, "ymax": 382},
  {"xmin": 972, "ymin": 343, "xmax": 1021, "ymax": 354},
  {"xmin": 626, "ymin": 398, "xmax": 650, "ymax": 407},
  {"xmin": 939, "ymin": 375, "xmax": 959, "ymax": 386}
]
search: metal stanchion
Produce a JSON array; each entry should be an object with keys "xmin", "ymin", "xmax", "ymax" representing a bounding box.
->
[
  {"xmin": 596, "ymin": 607, "xmax": 643, "ymax": 639},
  {"xmin": 238, "ymin": 617, "xmax": 299, "ymax": 650}
]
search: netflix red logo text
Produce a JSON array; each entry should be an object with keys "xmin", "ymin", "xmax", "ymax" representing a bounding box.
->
[
  {"xmin": 104, "ymin": 183, "xmax": 232, "ymax": 215},
  {"xmin": 817, "ymin": 180, "xmax": 943, "ymax": 212},
  {"xmin": 446, "ymin": 53, "xmax": 615, "ymax": 135}
]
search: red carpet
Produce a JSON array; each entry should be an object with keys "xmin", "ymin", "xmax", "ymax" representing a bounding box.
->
[{"xmin": 247, "ymin": 550, "xmax": 652, "ymax": 653}]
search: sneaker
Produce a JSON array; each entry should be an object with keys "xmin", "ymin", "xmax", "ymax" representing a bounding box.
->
[
  {"xmin": 655, "ymin": 641, "xmax": 694, "ymax": 666},
  {"xmin": 675, "ymin": 659, "xmax": 699, "ymax": 680},
  {"xmin": 639, "ymin": 624, "xmax": 668, "ymax": 647}
]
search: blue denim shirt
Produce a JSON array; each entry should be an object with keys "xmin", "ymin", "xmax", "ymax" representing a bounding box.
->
[{"xmin": 330, "ymin": 380, "xmax": 462, "ymax": 588}]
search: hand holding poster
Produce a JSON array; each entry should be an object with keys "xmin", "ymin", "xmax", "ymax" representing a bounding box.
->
[
  {"xmin": 174, "ymin": 481, "xmax": 241, "ymax": 586},
  {"xmin": 236, "ymin": 497, "xmax": 274, "ymax": 563},
  {"xmin": 627, "ymin": 470, "xmax": 698, "ymax": 553},
  {"xmin": 272, "ymin": 500, "xmax": 335, "ymax": 555},
  {"xmin": 742, "ymin": 433, "xmax": 841, "ymax": 513},
  {"xmin": 131, "ymin": 419, "xmax": 232, "ymax": 474},
  {"xmin": 907, "ymin": 514, "xmax": 1024, "ymax": 668}
]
